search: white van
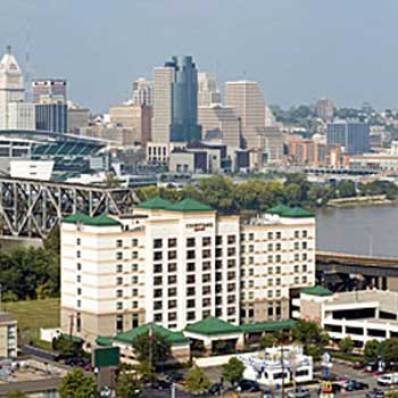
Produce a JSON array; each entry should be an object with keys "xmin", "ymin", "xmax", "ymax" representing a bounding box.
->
[{"xmin": 377, "ymin": 373, "xmax": 398, "ymax": 386}]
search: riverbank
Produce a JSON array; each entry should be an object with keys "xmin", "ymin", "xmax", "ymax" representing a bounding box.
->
[{"xmin": 327, "ymin": 195, "xmax": 394, "ymax": 208}]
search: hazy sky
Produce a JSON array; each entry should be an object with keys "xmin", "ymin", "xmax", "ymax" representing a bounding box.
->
[{"xmin": 1, "ymin": 0, "xmax": 398, "ymax": 112}]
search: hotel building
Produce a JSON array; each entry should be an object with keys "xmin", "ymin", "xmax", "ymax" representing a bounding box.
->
[{"xmin": 61, "ymin": 199, "xmax": 315, "ymax": 343}]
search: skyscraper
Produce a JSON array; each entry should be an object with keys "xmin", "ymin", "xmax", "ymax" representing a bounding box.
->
[
  {"xmin": 152, "ymin": 56, "xmax": 201, "ymax": 143},
  {"xmin": 32, "ymin": 79, "xmax": 67, "ymax": 104},
  {"xmin": 198, "ymin": 72, "xmax": 221, "ymax": 106},
  {"xmin": 132, "ymin": 78, "xmax": 153, "ymax": 106},
  {"xmin": 327, "ymin": 120, "xmax": 370, "ymax": 155},
  {"xmin": 0, "ymin": 46, "xmax": 25, "ymax": 130},
  {"xmin": 225, "ymin": 81, "xmax": 266, "ymax": 149}
]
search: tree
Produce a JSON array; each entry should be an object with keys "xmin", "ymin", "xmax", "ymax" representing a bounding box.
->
[
  {"xmin": 222, "ymin": 357, "xmax": 245, "ymax": 386},
  {"xmin": 364, "ymin": 340, "xmax": 381, "ymax": 360},
  {"xmin": 338, "ymin": 337, "xmax": 354, "ymax": 354},
  {"xmin": 59, "ymin": 368, "xmax": 97, "ymax": 398},
  {"xmin": 379, "ymin": 339, "xmax": 398, "ymax": 368},
  {"xmin": 115, "ymin": 370, "xmax": 142, "ymax": 398},
  {"xmin": 260, "ymin": 334, "xmax": 276, "ymax": 349},
  {"xmin": 52, "ymin": 335, "xmax": 83, "ymax": 357},
  {"xmin": 185, "ymin": 366, "xmax": 211, "ymax": 394},
  {"xmin": 293, "ymin": 320, "xmax": 329, "ymax": 359},
  {"xmin": 134, "ymin": 360, "xmax": 156, "ymax": 383},
  {"xmin": 7, "ymin": 392, "xmax": 28, "ymax": 398},
  {"xmin": 131, "ymin": 330, "xmax": 171, "ymax": 369}
]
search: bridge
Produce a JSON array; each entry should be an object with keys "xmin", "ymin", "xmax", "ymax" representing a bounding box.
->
[
  {"xmin": 316, "ymin": 250, "xmax": 398, "ymax": 291},
  {"xmin": 0, "ymin": 177, "xmax": 139, "ymax": 239}
]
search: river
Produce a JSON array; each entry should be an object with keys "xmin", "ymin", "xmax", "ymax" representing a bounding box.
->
[{"xmin": 316, "ymin": 204, "xmax": 398, "ymax": 258}]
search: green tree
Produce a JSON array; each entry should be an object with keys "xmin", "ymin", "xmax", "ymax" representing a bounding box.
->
[
  {"xmin": 59, "ymin": 368, "xmax": 97, "ymax": 398},
  {"xmin": 134, "ymin": 360, "xmax": 156, "ymax": 383},
  {"xmin": 115, "ymin": 370, "xmax": 142, "ymax": 398},
  {"xmin": 131, "ymin": 330, "xmax": 171, "ymax": 369},
  {"xmin": 222, "ymin": 357, "xmax": 245, "ymax": 386},
  {"xmin": 293, "ymin": 320, "xmax": 329, "ymax": 359},
  {"xmin": 185, "ymin": 366, "xmax": 211, "ymax": 394},
  {"xmin": 364, "ymin": 340, "xmax": 381, "ymax": 360},
  {"xmin": 260, "ymin": 334, "xmax": 276, "ymax": 349},
  {"xmin": 7, "ymin": 392, "xmax": 28, "ymax": 398},
  {"xmin": 379, "ymin": 339, "xmax": 398, "ymax": 368},
  {"xmin": 338, "ymin": 337, "xmax": 354, "ymax": 354},
  {"xmin": 337, "ymin": 180, "xmax": 357, "ymax": 198}
]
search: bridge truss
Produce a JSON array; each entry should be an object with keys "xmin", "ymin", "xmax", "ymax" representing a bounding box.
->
[{"xmin": 0, "ymin": 177, "xmax": 139, "ymax": 239}]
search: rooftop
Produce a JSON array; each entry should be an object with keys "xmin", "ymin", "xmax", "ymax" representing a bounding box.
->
[
  {"xmin": 267, "ymin": 205, "xmax": 314, "ymax": 218},
  {"xmin": 301, "ymin": 286, "xmax": 333, "ymax": 297},
  {"xmin": 185, "ymin": 317, "xmax": 241, "ymax": 336},
  {"xmin": 136, "ymin": 197, "xmax": 214, "ymax": 212},
  {"xmin": 136, "ymin": 196, "xmax": 173, "ymax": 210},
  {"xmin": 63, "ymin": 213, "xmax": 121, "ymax": 227},
  {"xmin": 240, "ymin": 320, "xmax": 296, "ymax": 334}
]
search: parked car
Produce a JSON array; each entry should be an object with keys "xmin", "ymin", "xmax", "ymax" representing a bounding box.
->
[
  {"xmin": 366, "ymin": 388, "xmax": 385, "ymax": 398},
  {"xmin": 166, "ymin": 371, "xmax": 184, "ymax": 384},
  {"xmin": 235, "ymin": 379, "xmax": 261, "ymax": 392},
  {"xmin": 152, "ymin": 379, "xmax": 171, "ymax": 390},
  {"xmin": 378, "ymin": 373, "xmax": 398, "ymax": 386},
  {"xmin": 287, "ymin": 386, "xmax": 310, "ymax": 398},
  {"xmin": 344, "ymin": 379, "xmax": 369, "ymax": 391},
  {"xmin": 208, "ymin": 383, "xmax": 223, "ymax": 396},
  {"xmin": 352, "ymin": 361, "xmax": 365, "ymax": 369}
]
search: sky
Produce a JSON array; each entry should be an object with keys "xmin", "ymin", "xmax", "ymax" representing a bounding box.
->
[{"xmin": 1, "ymin": 0, "xmax": 398, "ymax": 113}]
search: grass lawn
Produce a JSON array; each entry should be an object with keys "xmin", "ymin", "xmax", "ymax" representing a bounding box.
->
[{"xmin": 3, "ymin": 298, "xmax": 60, "ymax": 344}]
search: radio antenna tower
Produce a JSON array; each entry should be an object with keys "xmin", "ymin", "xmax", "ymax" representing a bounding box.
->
[{"xmin": 24, "ymin": 19, "xmax": 33, "ymax": 102}]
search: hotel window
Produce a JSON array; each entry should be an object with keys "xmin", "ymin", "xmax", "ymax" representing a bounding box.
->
[
  {"xmin": 116, "ymin": 264, "xmax": 123, "ymax": 273},
  {"xmin": 168, "ymin": 288, "xmax": 177, "ymax": 297},
  {"xmin": 168, "ymin": 238, "xmax": 177, "ymax": 248},
  {"xmin": 186, "ymin": 238, "xmax": 195, "ymax": 247},
  {"xmin": 153, "ymin": 239, "xmax": 162, "ymax": 249},
  {"xmin": 76, "ymin": 313, "xmax": 81, "ymax": 332},
  {"xmin": 132, "ymin": 301, "xmax": 138, "ymax": 309},
  {"xmin": 153, "ymin": 276, "xmax": 162, "ymax": 286},
  {"xmin": 187, "ymin": 312, "xmax": 195, "ymax": 321},
  {"xmin": 168, "ymin": 251, "xmax": 177, "ymax": 260},
  {"xmin": 249, "ymin": 245, "xmax": 254, "ymax": 253},
  {"xmin": 227, "ymin": 283, "xmax": 235, "ymax": 292},
  {"xmin": 303, "ymin": 264, "xmax": 307, "ymax": 272},
  {"xmin": 276, "ymin": 266, "xmax": 281, "ymax": 273},
  {"xmin": 267, "ymin": 279, "xmax": 273, "ymax": 287},
  {"xmin": 77, "ymin": 300, "xmax": 81, "ymax": 308},
  {"xmin": 116, "ymin": 289, "xmax": 123, "ymax": 298},
  {"xmin": 132, "ymin": 239, "xmax": 138, "ymax": 247},
  {"xmin": 203, "ymin": 261, "xmax": 211, "ymax": 271},
  {"xmin": 276, "ymin": 289, "xmax": 281, "ymax": 297},
  {"xmin": 216, "ymin": 248, "xmax": 222, "ymax": 257},
  {"xmin": 227, "ymin": 307, "xmax": 236, "ymax": 316},
  {"xmin": 216, "ymin": 236, "xmax": 222, "ymax": 245},
  {"xmin": 276, "ymin": 255, "xmax": 281, "ymax": 263},
  {"xmin": 116, "ymin": 277, "xmax": 123, "ymax": 285},
  {"xmin": 187, "ymin": 287, "xmax": 195, "ymax": 296},
  {"xmin": 216, "ymin": 296, "xmax": 222, "ymax": 305},
  {"xmin": 202, "ymin": 286, "xmax": 211, "ymax": 295},
  {"xmin": 302, "ymin": 276, "xmax": 308, "ymax": 283},
  {"xmin": 249, "ymin": 233, "xmax": 254, "ymax": 241},
  {"xmin": 168, "ymin": 312, "xmax": 177, "ymax": 321},
  {"xmin": 117, "ymin": 302, "xmax": 123, "ymax": 310},
  {"xmin": 241, "ymin": 257, "xmax": 246, "ymax": 265},
  {"xmin": 132, "ymin": 288, "xmax": 139, "ymax": 297},
  {"xmin": 302, "ymin": 230, "xmax": 308, "ymax": 238},
  {"xmin": 294, "ymin": 242, "xmax": 299, "ymax": 250},
  {"xmin": 276, "ymin": 243, "xmax": 281, "ymax": 251},
  {"xmin": 168, "ymin": 263, "xmax": 177, "ymax": 272},
  {"xmin": 202, "ymin": 249, "xmax": 211, "ymax": 259},
  {"xmin": 227, "ymin": 235, "xmax": 236, "ymax": 244},
  {"xmin": 153, "ymin": 301, "xmax": 162, "ymax": 310},
  {"xmin": 168, "ymin": 300, "xmax": 177, "ymax": 309},
  {"xmin": 77, "ymin": 288, "xmax": 82, "ymax": 295},
  {"xmin": 216, "ymin": 308, "xmax": 222, "ymax": 317},
  {"xmin": 294, "ymin": 254, "xmax": 299, "ymax": 261},
  {"xmin": 228, "ymin": 271, "xmax": 236, "ymax": 280},
  {"xmin": 268, "ymin": 232, "xmax": 273, "ymax": 240},
  {"xmin": 132, "ymin": 276, "xmax": 138, "ymax": 284},
  {"xmin": 202, "ymin": 298, "xmax": 211, "ymax": 307},
  {"xmin": 216, "ymin": 272, "xmax": 222, "ymax": 282},
  {"xmin": 154, "ymin": 314, "xmax": 162, "ymax": 322},
  {"xmin": 268, "ymin": 307, "xmax": 274, "ymax": 317},
  {"xmin": 228, "ymin": 247, "xmax": 236, "ymax": 256},
  {"xmin": 132, "ymin": 313, "xmax": 139, "ymax": 328},
  {"xmin": 268, "ymin": 267, "xmax": 273, "ymax": 274},
  {"xmin": 186, "ymin": 275, "xmax": 195, "ymax": 284},
  {"xmin": 131, "ymin": 264, "xmax": 138, "ymax": 272},
  {"xmin": 267, "ymin": 290, "xmax": 273, "ymax": 298},
  {"xmin": 77, "ymin": 250, "xmax": 81, "ymax": 258},
  {"xmin": 276, "ymin": 232, "xmax": 281, "ymax": 239},
  {"xmin": 228, "ymin": 259, "xmax": 236, "ymax": 268},
  {"xmin": 154, "ymin": 264, "xmax": 162, "ymax": 273},
  {"xmin": 202, "ymin": 237, "xmax": 211, "ymax": 247},
  {"xmin": 249, "ymin": 280, "xmax": 254, "ymax": 288},
  {"xmin": 294, "ymin": 265, "xmax": 299, "ymax": 272},
  {"xmin": 77, "ymin": 263, "xmax": 81, "ymax": 271},
  {"xmin": 249, "ymin": 268, "xmax": 254, "ymax": 276},
  {"xmin": 116, "ymin": 239, "xmax": 122, "ymax": 248},
  {"xmin": 276, "ymin": 278, "xmax": 281, "ymax": 286},
  {"xmin": 227, "ymin": 295, "xmax": 235, "ymax": 304},
  {"xmin": 294, "ymin": 231, "xmax": 300, "ymax": 239},
  {"xmin": 249, "ymin": 257, "xmax": 254, "ymax": 264},
  {"xmin": 302, "ymin": 253, "xmax": 308, "ymax": 261},
  {"xmin": 202, "ymin": 273, "xmax": 211, "ymax": 283},
  {"xmin": 168, "ymin": 275, "xmax": 177, "ymax": 284},
  {"xmin": 240, "ymin": 233, "xmax": 245, "ymax": 241},
  {"xmin": 268, "ymin": 255, "xmax": 273, "ymax": 263},
  {"xmin": 77, "ymin": 238, "xmax": 81, "ymax": 246},
  {"xmin": 153, "ymin": 252, "xmax": 162, "ymax": 261},
  {"xmin": 76, "ymin": 275, "xmax": 81, "ymax": 283},
  {"xmin": 187, "ymin": 299, "xmax": 195, "ymax": 308},
  {"xmin": 187, "ymin": 250, "xmax": 195, "ymax": 260},
  {"xmin": 203, "ymin": 310, "xmax": 211, "ymax": 318},
  {"xmin": 294, "ymin": 276, "xmax": 299, "ymax": 284},
  {"xmin": 302, "ymin": 242, "xmax": 307, "ymax": 249},
  {"xmin": 116, "ymin": 315, "xmax": 123, "ymax": 333},
  {"xmin": 116, "ymin": 252, "xmax": 122, "ymax": 260},
  {"xmin": 132, "ymin": 251, "xmax": 138, "ymax": 259},
  {"xmin": 268, "ymin": 243, "xmax": 273, "ymax": 251},
  {"xmin": 187, "ymin": 263, "xmax": 195, "ymax": 272}
]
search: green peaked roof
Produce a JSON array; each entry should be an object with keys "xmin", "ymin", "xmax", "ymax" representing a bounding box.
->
[
  {"xmin": 114, "ymin": 323, "xmax": 189, "ymax": 345},
  {"xmin": 185, "ymin": 317, "xmax": 241, "ymax": 336},
  {"xmin": 267, "ymin": 205, "xmax": 314, "ymax": 218},
  {"xmin": 137, "ymin": 196, "xmax": 173, "ymax": 210},
  {"xmin": 63, "ymin": 213, "xmax": 121, "ymax": 227},
  {"xmin": 302, "ymin": 285, "xmax": 333, "ymax": 297},
  {"xmin": 167, "ymin": 198, "xmax": 213, "ymax": 212},
  {"xmin": 239, "ymin": 320, "xmax": 296, "ymax": 334}
]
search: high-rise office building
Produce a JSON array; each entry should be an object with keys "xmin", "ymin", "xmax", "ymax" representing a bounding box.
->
[
  {"xmin": 35, "ymin": 102, "xmax": 68, "ymax": 133},
  {"xmin": 225, "ymin": 81, "xmax": 266, "ymax": 149},
  {"xmin": 198, "ymin": 72, "xmax": 221, "ymax": 106},
  {"xmin": 198, "ymin": 104, "xmax": 241, "ymax": 149},
  {"xmin": 32, "ymin": 79, "xmax": 67, "ymax": 104},
  {"xmin": 132, "ymin": 78, "xmax": 153, "ymax": 106},
  {"xmin": 327, "ymin": 120, "xmax": 369, "ymax": 155},
  {"xmin": 315, "ymin": 98, "xmax": 334, "ymax": 122},
  {"xmin": 0, "ymin": 46, "xmax": 25, "ymax": 130},
  {"xmin": 152, "ymin": 56, "xmax": 201, "ymax": 143},
  {"xmin": 8, "ymin": 102, "xmax": 35, "ymax": 130}
]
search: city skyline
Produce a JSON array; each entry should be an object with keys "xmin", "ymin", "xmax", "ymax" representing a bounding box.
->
[{"xmin": 2, "ymin": 0, "xmax": 398, "ymax": 112}]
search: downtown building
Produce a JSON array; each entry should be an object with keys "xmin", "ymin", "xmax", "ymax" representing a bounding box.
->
[{"xmin": 60, "ymin": 199, "xmax": 315, "ymax": 343}]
